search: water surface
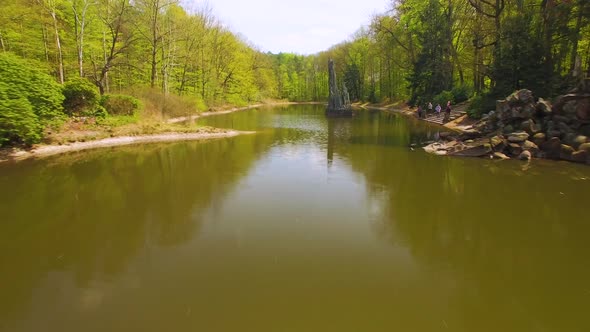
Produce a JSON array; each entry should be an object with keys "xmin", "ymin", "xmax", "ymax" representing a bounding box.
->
[{"xmin": 1, "ymin": 104, "xmax": 589, "ymax": 331}]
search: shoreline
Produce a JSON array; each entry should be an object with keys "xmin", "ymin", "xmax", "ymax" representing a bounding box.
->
[
  {"xmin": 168, "ymin": 101, "xmax": 326, "ymax": 123},
  {"xmin": 1, "ymin": 130, "xmax": 254, "ymax": 163},
  {"xmin": 1, "ymin": 101, "xmax": 326, "ymax": 163}
]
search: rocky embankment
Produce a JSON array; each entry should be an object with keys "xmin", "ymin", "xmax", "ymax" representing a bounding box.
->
[{"xmin": 424, "ymin": 88, "xmax": 590, "ymax": 165}]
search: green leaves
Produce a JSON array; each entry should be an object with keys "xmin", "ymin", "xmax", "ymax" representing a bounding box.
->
[{"xmin": 0, "ymin": 53, "xmax": 64, "ymax": 145}]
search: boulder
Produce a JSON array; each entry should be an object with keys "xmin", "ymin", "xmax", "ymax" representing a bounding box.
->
[
  {"xmin": 522, "ymin": 140, "xmax": 540, "ymax": 155},
  {"xmin": 547, "ymin": 129, "xmax": 562, "ymax": 138},
  {"xmin": 540, "ymin": 137, "xmax": 561, "ymax": 159},
  {"xmin": 507, "ymin": 131, "xmax": 529, "ymax": 143},
  {"xmin": 511, "ymin": 105, "xmax": 535, "ymax": 119},
  {"xmin": 520, "ymin": 119, "xmax": 540, "ymax": 134},
  {"xmin": 553, "ymin": 115, "xmax": 570, "ymax": 124},
  {"xmin": 578, "ymin": 142, "xmax": 590, "ymax": 153},
  {"xmin": 518, "ymin": 150, "xmax": 532, "ymax": 161},
  {"xmin": 572, "ymin": 135, "xmax": 588, "ymax": 149},
  {"xmin": 490, "ymin": 135, "xmax": 507, "ymax": 151},
  {"xmin": 560, "ymin": 144, "xmax": 575, "ymax": 160},
  {"xmin": 496, "ymin": 100, "xmax": 511, "ymax": 115},
  {"xmin": 493, "ymin": 152, "xmax": 510, "ymax": 160},
  {"xmin": 509, "ymin": 143, "xmax": 523, "ymax": 156},
  {"xmin": 536, "ymin": 98, "xmax": 552, "ymax": 115},
  {"xmin": 579, "ymin": 125, "xmax": 590, "ymax": 137},
  {"xmin": 558, "ymin": 122, "xmax": 573, "ymax": 134},
  {"xmin": 570, "ymin": 150, "xmax": 588, "ymax": 163},
  {"xmin": 449, "ymin": 143, "xmax": 492, "ymax": 157},
  {"xmin": 576, "ymin": 98, "xmax": 590, "ymax": 121},
  {"xmin": 532, "ymin": 133, "xmax": 546, "ymax": 146},
  {"xmin": 507, "ymin": 89, "xmax": 534, "ymax": 105},
  {"xmin": 563, "ymin": 100, "xmax": 578, "ymax": 115},
  {"xmin": 502, "ymin": 125, "xmax": 515, "ymax": 134}
]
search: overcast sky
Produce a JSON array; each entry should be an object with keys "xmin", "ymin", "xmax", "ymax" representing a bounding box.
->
[{"xmin": 183, "ymin": 0, "xmax": 390, "ymax": 55}]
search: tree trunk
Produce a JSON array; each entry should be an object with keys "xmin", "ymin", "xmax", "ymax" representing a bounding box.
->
[{"xmin": 51, "ymin": 10, "xmax": 64, "ymax": 84}]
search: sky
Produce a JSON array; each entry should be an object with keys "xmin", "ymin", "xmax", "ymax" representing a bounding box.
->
[{"xmin": 183, "ymin": 0, "xmax": 391, "ymax": 55}]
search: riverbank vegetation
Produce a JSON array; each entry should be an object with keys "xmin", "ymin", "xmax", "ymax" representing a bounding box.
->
[
  {"xmin": 276, "ymin": 0, "xmax": 590, "ymax": 111},
  {"xmin": 1, "ymin": 0, "xmax": 589, "ymax": 146}
]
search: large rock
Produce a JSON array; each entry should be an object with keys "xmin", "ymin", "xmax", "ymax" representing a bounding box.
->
[
  {"xmin": 576, "ymin": 98, "xmax": 590, "ymax": 121},
  {"xmin": 490, "ymin": 135, "xmax": 507, "ymax": 151},
  {"xmin": 571, "ymin": 150, "xmax": 588, "ymax": 163},
  {"xmin": 493, "ymin": 152, "xmax": 510, "ymax": 160},
  {"xmin": 558, "ymin": 122, "xmax": 573, "ymax": 134},
  {"xmin": 532, "ymin": 133, "xmax": 546, "ymax": 146},
  {"xmin": 449, "ymin": 143, "xmax": 492, "ymax": 157},
  {"xmin": 508, "ymin": 143, "xmax": 523, "ymax": 156},
  {"xmin": 520, "ymin": 119, "xmax": 540, "ymax": 134},
  {"xmin": 522, "ymin": 140, "xmax": 540, "ymax": 155},
  {"xmin": 507, "ymin": 89, "xmax": 534, "ymax": 105},
  {"xmin": 536, "ymin": 98, "xmax": 552, "ymax": 115},
  {"xmin": 511, "ymin": 105, "xmax": 535, "ymax": 119},
  {"xmin": 507, "ymin": 131, "xmax": 529, "ymax": 143},
  {"xmin": 572, "ymin": 135, "xmax": 588, "ymax": 149},
  {"xmin": 518, "ymin": 150, "xmax": 532, "ymax": 161},
  {"xmin": 540, "ymin": 137, "xmax": 561, "ymax": 159},
  {"xmin": 560, "ymin": 144, "xmax": 575, "ymax": 160},
  {"xmin": 553, "ymin": 115, "xmax": 570, "ymax": 124},
  {"xmin": 578, "ymin": 142, "xmax": 590, "ymax": 153}
]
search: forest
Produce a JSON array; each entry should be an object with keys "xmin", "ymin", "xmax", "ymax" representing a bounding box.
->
[{"xmin": 1, "ymin": 0, "xmax": 589, "ymax": 145}]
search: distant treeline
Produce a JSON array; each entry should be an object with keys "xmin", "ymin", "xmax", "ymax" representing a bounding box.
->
[{"xmin": 275, "ymin": 0, "xmax": 590, "ymax": 109}]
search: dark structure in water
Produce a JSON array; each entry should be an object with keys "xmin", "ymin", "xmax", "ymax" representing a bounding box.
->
[{"xmin": 326, "ymin": 59, "xmax": 353, "ymax": 117}]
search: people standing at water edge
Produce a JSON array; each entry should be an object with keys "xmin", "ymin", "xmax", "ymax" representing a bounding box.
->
[
  {"xmin": 443, "ymin": 101, "xmax": 452, "ymax": 122},
  {"xmin": 417, "ymin": 105, "xmax": 423, "ymax": 118},
  {"xmin": 427, "ymin": 102, "xmax": 433, "ymax": 115},
  {"xmin": 435, "ymin": 104, "xmax": 441, "ymax": 116}
]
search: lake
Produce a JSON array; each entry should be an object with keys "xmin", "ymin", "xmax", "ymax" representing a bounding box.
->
[{"xmin": 1, "ymin": 104, "xmax": 589, "ymax": 331}]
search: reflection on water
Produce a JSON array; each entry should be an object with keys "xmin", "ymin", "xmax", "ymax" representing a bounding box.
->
[{"xmin": 0, "ymin": 105, "xmax": 589, "ymax": 332}]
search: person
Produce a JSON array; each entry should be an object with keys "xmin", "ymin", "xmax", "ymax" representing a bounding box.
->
[
  {"xmin": 443, "ymin": 101, "xmax": 451, "ymax": 122},
  {"xmin": 435, "ymin": 103, "xmax": 442, "ymax": 116},
  {"xmin": 417, "ymin": 105, "xmax": 423, "ymax": 118},
  {"xmin": 427, "ymin": 102, "xmax": 433, "ymax": 114}
]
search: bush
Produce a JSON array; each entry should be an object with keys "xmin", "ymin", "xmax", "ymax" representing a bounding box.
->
[
  {"xmin": 451, "ymin": 85, "xmax": 472, "ymax": 103},
  {"xmin": 100, "ymin": 94, "xmax": 140, "ymax": 116},
  {"xmin": 0, "ymin": 53, "xmax": 64, "ymax": 145},
  {"xmin": 467, "ymin": 94, "xmax": 497, "ymax": 119},
  {"xmin": 63, "ymin": 78, "xmax": 100, "ymax": 116},
  {"xmin": 433, "ymin": 90, "xmax": 454, "ymax": 108},
  {"xmin": 0, "ymin": 84, "xmax": 42, "ymax": 145}
]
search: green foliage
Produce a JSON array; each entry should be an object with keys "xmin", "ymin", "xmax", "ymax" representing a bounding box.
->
[
  {"xmin": 0, "ymin": 53, "xmax": 64, "ymax": 121},
  {"xmin": 63, "ymin": 78, "xmax": 101, "ymax": 116},
  {"xmin": 0, "ymin": 84, "xmax": 42, "ymax": 145},
  {"xmin": 467, "ymin": 94, "xmax": 497, "ymax": 119},
  {"xmin": 100, "ymin": 94, "xmax": 141, "ymax": 116},
  {"xmin": 0, "ymin": 52, "xmax": 64, "ymax": 145},
  {"xmin": 407, "ymin": 0, "xmax": 453, "ymax": 105},
  {"xmin": 451, "ymin": 85, "xmax": 472, "ymax": 103},
  {"xmin": 433, "ymin": 90, "xmax": 454, "ymax": 109}
]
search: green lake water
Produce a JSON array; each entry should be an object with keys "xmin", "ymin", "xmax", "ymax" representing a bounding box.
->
[{"xmin": 1, "ymin": 104, "xmax": 590, "ymax": 331}]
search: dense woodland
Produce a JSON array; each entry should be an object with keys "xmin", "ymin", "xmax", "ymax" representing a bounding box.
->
[{"xmin": 1, "ymin": 0, "xmax": 589, "ymax": 145}]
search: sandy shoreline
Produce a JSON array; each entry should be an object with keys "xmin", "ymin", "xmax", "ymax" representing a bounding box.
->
[
  {"xmin": 1, "ymin": 130, "xmax": 253, "ymax": 163},
  {"xmin": 1, "ymin": 102, "xmax": 325, "ymax": 163}
]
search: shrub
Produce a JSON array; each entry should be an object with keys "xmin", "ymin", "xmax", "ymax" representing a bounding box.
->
[
  {"xmin": 0, "ymin": 84, "xmax": 42, "ymax": 145},
  {"xmin": 63, "ymin": 78, "xmax": 100, "ymax": 116},
  {"xmin": 467, "ymin": 94, "xmax": 497, "ymax": 119},
  {"xmin": 451, "ymin": 85, "xmax": 472, "ymax": 103},
  {"xmin": 100, "ymin": 94, "xmax": 140, "ymax": 116},
  {"xmin": 433, "ymin": 90, "xmax": 454, "ymax": 108},
  {"xmin": 0, "ymin": 53, "xmax": 64, "ymax": 145}
]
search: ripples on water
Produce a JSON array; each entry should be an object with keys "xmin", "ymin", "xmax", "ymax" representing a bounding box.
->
[{"xmin": 1, "ymin": 105, "xmax": 589, "ymax": 332}]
